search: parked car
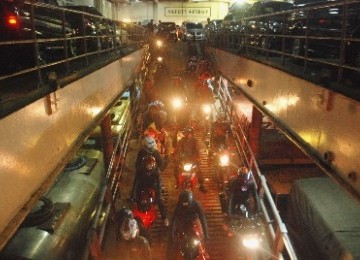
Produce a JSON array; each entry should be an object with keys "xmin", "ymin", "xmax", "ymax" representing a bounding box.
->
[
  {"xmin": 0, "ymin": 0, "xmax": 76, "ymax": 73},
  {"xmin": 287, "ymin": 1, "xmax": 360, "ymax": 67},
  {"xmin": 221, "ymin": 2, "xmax": 250, "ymax": 34},
  {"xmin": 114, "ymin": 21, "xmax": 129, "ymax": 47},
  {"xmin": 181, "ymin": 21, "xmax": 206, "ymax": 41},
  {"xmin": 205, "ymin": 19, "xmax": 223, "ymax": 34},
  {"xmin": 239, "ymin": 1, "xmax": 294, "ymax": 51},
  {"xmin": 64, "ymin": 5, "xmax": 115, "ymax": 53},
  {"xmin": 157, "ymin": 21, "xmax": 177, "ymax": 41}
]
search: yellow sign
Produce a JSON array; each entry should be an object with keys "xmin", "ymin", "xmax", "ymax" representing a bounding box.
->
[{"xmin": 164, "ymin": 7, "xmax": 211, "ymax": 17}]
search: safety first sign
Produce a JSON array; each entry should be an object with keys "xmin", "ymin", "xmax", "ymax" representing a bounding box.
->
[{"xmin": 165, "ymin": 7, "xmax": 211, "ymax": 17}]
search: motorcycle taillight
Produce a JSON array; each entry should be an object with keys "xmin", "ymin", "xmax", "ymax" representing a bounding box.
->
[{"xmin": 7, "ymin": 15, "xmax": 19, "ymax": 28}]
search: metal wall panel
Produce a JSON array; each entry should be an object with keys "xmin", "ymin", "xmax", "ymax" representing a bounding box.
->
[
  {"xmin": 0, "ymin": 50, "xmax": 143, "ymax": 236},
  {"xmin": 209, "ymin": 47, "xmax": 360, "ymax": 195}
]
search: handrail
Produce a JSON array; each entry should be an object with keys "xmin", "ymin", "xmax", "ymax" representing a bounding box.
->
[
  {"xmin": 81, "ymin": 85, "xmax": 145, "ymax": 259},
  {"xmin": 216, "ymin": 78, "xmax": 298, "ymax": 260},
  {"xmin": 206, "ymin": 0, "xmax": 360, "ymax": 102},
  {"xmin": 0, "ymin": 1, "xmax": 148, "ymax": 118}
]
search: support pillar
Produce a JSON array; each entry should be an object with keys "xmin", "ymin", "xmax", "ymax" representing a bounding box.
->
[
  {"xmin": 101, "ymin": 114, "xmax": 114, "ymax": 171},
  {"xmin": 249, "ymin": 106, "xmax": 262, "ymax": 161}
]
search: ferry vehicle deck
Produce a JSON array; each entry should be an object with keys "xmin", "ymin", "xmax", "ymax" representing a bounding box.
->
[{"xmin": 0, "ymin": 1, "xmax": 360, "ymax": 259}]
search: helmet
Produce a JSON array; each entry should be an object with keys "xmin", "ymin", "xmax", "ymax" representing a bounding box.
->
[
  {"xmin": 144, "ymin": 155, "xmax": 156, "ymax": 171},
  {"xmin": 149, "ymin": 100, "xmax": 164, "ymax": 108},
  {"xmin": 117, "ymin": 208, "xmax": 133, "ymax": 226},
  {"xmin": 142, "ymin": 136, "xmax": 157, "ymax": 152},
  {"xmin": 148, "ymin": 100, "xmax": 164, "ymax": 113},
  {"xmin": 119, "ymin": 218, "xmax": 139, "ymax": 240},
  {"xmin": 184, "ymin": 126, "xmax": 194, "ymax": 135},
  {"xmin": 238, "ymin": 166, "xmax": 249, "ymax": 176},
  {"xmin": 237, "ymin": 166, "xmax": 251, "ymax": 182},
  {"xmin": 179, "ymin": 190, "xmax": 193, "ymax": 207},
  {"xmin": 189, "ymin": 56, "xmax": 197, "ymax": 61}
]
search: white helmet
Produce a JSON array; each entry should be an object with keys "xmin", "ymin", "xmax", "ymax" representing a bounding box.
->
[
  {"xmin": 119, "ymin": 218, "xmax": 139, "ymax": 240},
  {"xmin": 148, "ymin": 100, "xmax": 164, "ymax": 109},
  {"xmin": 142, "ymin": 136, "xmax": 157, "ymax": 152}
]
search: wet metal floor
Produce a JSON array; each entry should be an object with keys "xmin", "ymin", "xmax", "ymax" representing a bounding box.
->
[{"xmin": 103, "ymin": 41, "xmax": 249, "ymax": 259}]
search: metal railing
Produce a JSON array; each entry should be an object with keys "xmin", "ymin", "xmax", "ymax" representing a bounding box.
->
[
  {"xmin": 81, "ymin": 84, "xmax": 146, "ymax": 259},
  {"xmin": 206, "ymin": 0, "xmax": 360, "ymax": 102},
  {"xmin": 216, "ymin": 76, "xmax": 298, "ymax": 260},
  {"xmin": 80, "ymin": 50, "xmax": 150, "ymax": 257},
  {"xmin": 0, "ymin": 1, "xmax": 148, "ymax": 118}
]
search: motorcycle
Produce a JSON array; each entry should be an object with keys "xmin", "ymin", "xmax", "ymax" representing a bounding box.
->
[
  {"xmin": 170, "ymin": 96, "xmax": 191, "ymax": 148},
  {"xmin": 219, "ymin": 170, "xmax": 259, "ymax": 218},
  {"xmin": 186, "ymin": 56, "xmax": 198, "ymax": 76},
  {"xmin": 219, "ymin": 189, "xmax": 263, "ymax": 259},
  {"xmin": 178, "ymin": 160, "xmax": 198, "ymax": 191},
  {"xmin": 229, "ymin": 214, "xmax": 263, "ymax": 259},
  {"xmin": 173, "ymin": 221, "xmax": 209, "ymax": 260},
  {"xmin": 132, "ymin": 187, "xmax": 157, "ymax": 229},
  {"xmin": 175, "ymin": 27, "xmax": 181, "ymax": 41},
  {"xmin": 143, "ymin": 126, "xmax": 168, "ymax": 158},
  {"xmin": 150, "ymin": 37, "xmax": 167, "ymax": 56},
  {"xmin": 200, "ymin": 103, "xmax": 213, "ymax": 134},
  {"xmin": 212, "ymin": 145, "xmax": 232, "ymax": 190}
]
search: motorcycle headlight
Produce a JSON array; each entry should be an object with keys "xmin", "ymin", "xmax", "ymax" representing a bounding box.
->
[
  {"xmin": 172, "ymin": 98, "xmax": 182, "ymax": 109},
  {"xmin": 156, "ymin": 39, "xmax": 163, "ymax": 47},
  {"xmin": 242, "ymin": 233, "xmax": 260, "ymax": 249},
  {"xmin": 183, "ymin": 163, "xmax": 193, "ymax": 172},
  {"xmin": 202, "ymin": 104, "xmax": 211, "ymax": 114},
  {"xmin": 182, "ymin": 237, "xmax": 201, "ymax": 259},
  {"xmin": 192, "ymin": 238, "xmax": 200, "ymax": 246},
  {"xmin": 220, "ymin": 155, "xmax": 229, "ymax": 166}
]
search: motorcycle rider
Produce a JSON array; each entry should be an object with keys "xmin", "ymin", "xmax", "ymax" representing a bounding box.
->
[
  {"xmin": 135, "ymin": 136, "xmax": 165, "ymax": 173},
  {"xmin": 114, "ymin": 209, "xmax": 152, "ymax": 260},
  {"xmin": 193, "ymin": 71, "xmax": 212, "ymax": 97},
  {"xmin": 175, "ymin": 25, "xmax": 181, "ymax": 41},
  {"xmin": 142, "ymin": 100, "xmax": 166, "ymax": 131},
  {"xmin": 186, "ymin": 56, "xmax": 198, "ymax": 75},
  {"xmin": 168, "ymin": 190, "xmax": 210, "ymax": 259},
  {"xmin": 193, "ymin": 72, "xmax": 214, "ymax": 120},
  {"xmin": 131, "ymin": 154, "xmax": 169, "ymax": 227},
  {"xmin": 173, "ymin": 126, "xmax": 207, "ymax": 193},
  {"xmin": 142, "ymin": 101, "xmax": 171, "ymax": 160},
  {"xmin": 210, "ymin": 113, "xmax": 230, "ymax": 152},
  {"xmin": 227, "ymin": 166, "xmax": 261, "ymax": 217}
]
